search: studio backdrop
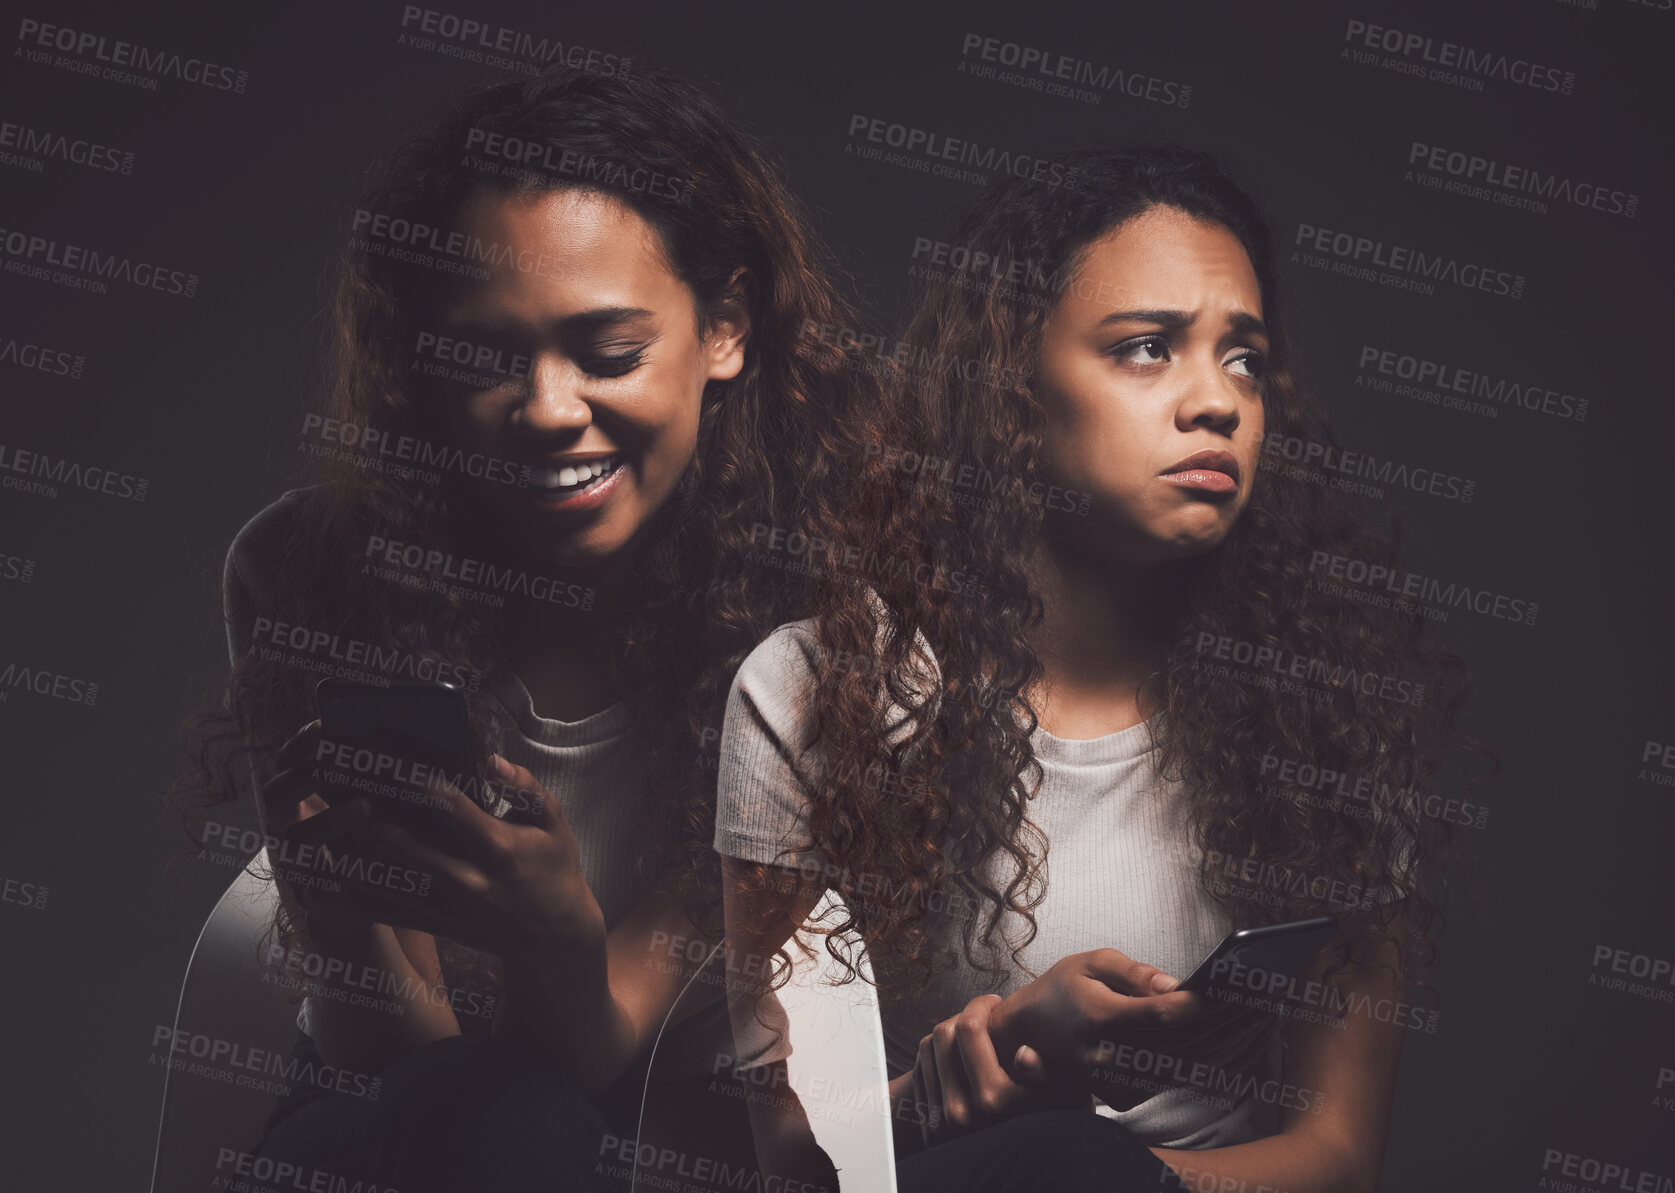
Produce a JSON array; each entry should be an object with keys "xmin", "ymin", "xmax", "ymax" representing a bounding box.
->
[{"xmin": 1, "ymin": 1, "xmax": 1671, "ymax": 1190}]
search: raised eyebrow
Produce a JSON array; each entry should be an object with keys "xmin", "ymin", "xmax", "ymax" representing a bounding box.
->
[
  {"xmin": 1093, "ymin": 308, "xmax": 1268, "ymax": 341},
  {"xmin": 1095, "ymin": 308, "xmax": 1194, "ymax": 330}
]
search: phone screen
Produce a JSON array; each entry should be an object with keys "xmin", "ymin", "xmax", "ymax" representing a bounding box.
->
[
  {"xmin": 1178, "ymin": 916, "xmax": 1339, "ymax": 1005},
  {"xmin": 314, "ymin": 678, "xmax": 492, "ymax": 811}
]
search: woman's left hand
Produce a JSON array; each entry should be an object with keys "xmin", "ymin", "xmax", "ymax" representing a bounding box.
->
[{"xmin": 333, "ymin": 753, "xmax": 607, "ymax": 964}]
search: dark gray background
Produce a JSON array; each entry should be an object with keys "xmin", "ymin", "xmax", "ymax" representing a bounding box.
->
[{"xmin": 2, "ymin": 0, "xmax": 1671, "ymax": 1188}]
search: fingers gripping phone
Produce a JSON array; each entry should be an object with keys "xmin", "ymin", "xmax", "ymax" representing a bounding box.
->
[
  {"xmin": 314, "ymin": 677, "xmax": 502, "ymax": 814},
  {"xmin": 1178, "ymin": 916, "xmax": 1339, "ymax": 1005}
]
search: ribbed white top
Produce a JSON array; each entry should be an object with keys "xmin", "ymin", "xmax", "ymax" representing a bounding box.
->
[{"xmin": 715, "ymin": 619, "xmax": 1281, "ymax": 1149}]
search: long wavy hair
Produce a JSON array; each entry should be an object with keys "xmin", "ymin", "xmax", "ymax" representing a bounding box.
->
[
  {"xmin": 169, "ymin": 64, "xmax": 875, "ymax": 992},
  {"xmin": 769, "ymin": 144, "xmax": 1494, "ymax": 1005}
]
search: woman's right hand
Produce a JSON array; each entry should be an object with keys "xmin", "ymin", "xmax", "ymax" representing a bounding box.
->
[
  {"xmin": 986, "ymin": 947, "xmax": 1275, "ymax": 1111},
  {"xmin": 903, "ymin": 993, "xmax": 1092, "ymax": 1150}
]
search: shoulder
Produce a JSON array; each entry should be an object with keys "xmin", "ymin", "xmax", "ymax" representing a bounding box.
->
[
  {"xmin": 222, "ymin": 486, "xmax": 325, "ymax": 661},
  {"xmin": 224, "ymin": 486, "xmax": 318, "ymax": 605},
  {"xmin": 729, "ymin": 609, "xmax": 944, "ymax": 729},
  {"xmin": 731, "ymin": 619, "xmax": 824, "ymax": 702}
]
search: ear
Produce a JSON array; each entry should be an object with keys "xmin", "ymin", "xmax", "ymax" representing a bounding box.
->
[{"xmin": 703, "ymin": 268, "xmax": 752, "ymax": 383}]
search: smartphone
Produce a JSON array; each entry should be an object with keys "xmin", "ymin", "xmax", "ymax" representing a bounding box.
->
[
  {"xmin": 1177, "ymin": 916, "xmax": 1339, "ymax": 1000},
  {"xmin": 313, "ymin": 677, "xmax": 494, "ymax": 812}
]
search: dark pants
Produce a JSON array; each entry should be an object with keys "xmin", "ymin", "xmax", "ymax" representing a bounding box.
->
[
  {"xmin": 252, "ymin": 1033, "xmax": 766, "ymax": 1193},
  {"xmin": 896, "ymin": 1110, "xmax": 1191, "ymax": 1193}
]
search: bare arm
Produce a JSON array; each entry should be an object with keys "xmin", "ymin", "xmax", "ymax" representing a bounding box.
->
[
  {"xmin": 719, "ymin": 854, "xmax": 839, "ymax": 1187},
  {"xmin": 495, "ymin": 879, "xmax": 747, "ymax": 1094},
  {"xmin": 300, "ymin": 918, "xmax": 464, "ymax": 1072},
  {"xmin": 1149, "ymin": 928, "xmax": 1409, "ymax": 1193}
]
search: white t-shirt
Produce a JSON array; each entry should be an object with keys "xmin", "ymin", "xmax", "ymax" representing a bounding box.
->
[
  {"xmin": 224, "ymin": 487, "xmax": 786, "ymax": 1071},
  {"xmin": 713, "ymin": 619, "xmax": 1287, "ymax": 1149}
]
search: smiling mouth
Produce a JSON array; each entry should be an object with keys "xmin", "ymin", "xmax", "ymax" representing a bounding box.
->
[{"xmin": 528, "ymin": 455, "xmax": 622, "ymax": 495}]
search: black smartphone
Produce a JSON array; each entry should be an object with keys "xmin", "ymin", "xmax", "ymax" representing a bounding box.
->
[
  {"xmin": 313, "ymin": 677, "xmax": 495, "ymax": 812},
  {"xmin": 1177, "ymin": 916, "xmax": 1339, "ymax": 1000}
]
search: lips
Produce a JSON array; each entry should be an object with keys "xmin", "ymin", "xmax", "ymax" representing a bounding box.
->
[{"xmin": 1161, "ymin": 448, "xmax": 1240, "ymax": 485}]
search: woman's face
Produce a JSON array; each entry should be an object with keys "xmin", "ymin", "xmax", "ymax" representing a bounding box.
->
[
  {"xmin": 1033, "ymin": 205, "xmax": 1267, "ymax": 565},
  {"xmin": 430, "ymin": 187, "xmax": 746, "ymax": 568}
]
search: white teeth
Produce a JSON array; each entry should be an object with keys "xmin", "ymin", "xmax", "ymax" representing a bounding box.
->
[{"xmin": 531, "ymin": 456, "xmax": 619, "ymax": 492}]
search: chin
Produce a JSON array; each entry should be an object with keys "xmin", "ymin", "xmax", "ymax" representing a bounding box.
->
[{"xmin": 1154, "ymin": 526, "xmax": 1235, "ymax": 561}]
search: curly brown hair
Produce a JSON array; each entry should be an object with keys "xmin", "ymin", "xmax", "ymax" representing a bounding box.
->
[
  {"xmin": 167, "ymin": 63, "xmax": 878, "ymax": 990},
  {"xmin": 760, "ymin": 143, "xmax": 1494, "ymax": 1006}
]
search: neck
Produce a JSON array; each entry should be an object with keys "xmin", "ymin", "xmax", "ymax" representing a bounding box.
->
[
  {"xmin": 1026, "ymin": 532, "xmax": 1166, "ymax": 739},
  {"xmin": 490, "ymin": 523, "xmax": 645, "ymax": 721}
]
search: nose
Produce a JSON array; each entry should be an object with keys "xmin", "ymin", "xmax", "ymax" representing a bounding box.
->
[
  {"xmin": 514, "ymin": 353, "xmax": 591, "ymax": 436},
  {"xmin": 1174, "ymin": 354, "xmax": 1243, "ymax": 435}
]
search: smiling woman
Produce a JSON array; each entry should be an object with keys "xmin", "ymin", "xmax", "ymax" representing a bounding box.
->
[{"xmin": 168, "ymin": 62, "xmax": 879, "ymax": 1193}]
